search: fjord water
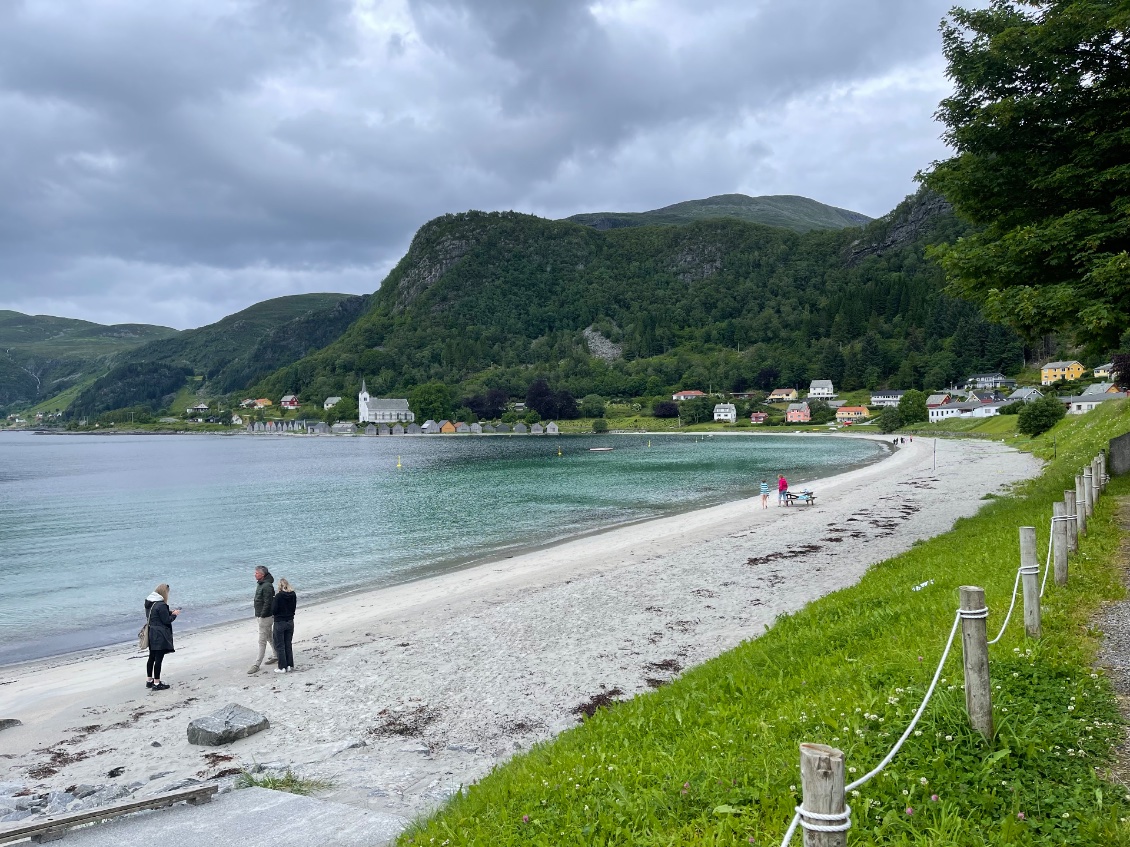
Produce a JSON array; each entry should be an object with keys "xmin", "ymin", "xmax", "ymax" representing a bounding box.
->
[{"xmin": 0, "ymin": 432, "xmax": 885, "ymax": 664}]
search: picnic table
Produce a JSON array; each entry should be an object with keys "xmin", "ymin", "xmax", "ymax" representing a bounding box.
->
[{"xmin": 784, "ymin": 489, "xmax": 816, "ymax": 506}]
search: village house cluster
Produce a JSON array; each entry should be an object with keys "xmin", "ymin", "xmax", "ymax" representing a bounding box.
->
[{"xmin": 669, "ymin": 359, "xmax": 1124, "ymax": 428}]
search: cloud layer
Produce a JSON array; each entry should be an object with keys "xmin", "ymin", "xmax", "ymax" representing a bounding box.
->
[{"xmin": 0, "ymin": 0, "xmax": 964, "ymax": 328}]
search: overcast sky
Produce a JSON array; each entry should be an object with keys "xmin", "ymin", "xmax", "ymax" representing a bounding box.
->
[{"xmin": 0, "ymin": 0, "xmax": 970, "ymax": 330}]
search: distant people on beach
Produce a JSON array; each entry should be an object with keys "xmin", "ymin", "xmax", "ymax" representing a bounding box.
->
[
  {"xmin": 272, "ymin": 578, "xmax": 297, "ymax": 674},
  {"xmin": 144, "ymin": 584, "xmax": 179, "ymax": 691},
  {"xmin": 777, "ymin": 474, "xmax": 788, "ymax": 506},
  {"xmin": 759, "ymin": 479, "xmax": 770, "ymax": 509},
  {"xmin": 249, "ymin": 566, "xmax": 277, "ymax": 674}
]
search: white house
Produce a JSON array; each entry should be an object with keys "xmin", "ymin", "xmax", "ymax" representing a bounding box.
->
[
  {"xmin": 231, "ymin": 413, "xmax": 243, "ymax": 426},
  {"xmin": 1063, "ymin": 392, "xmax": 1128, "ymax": 414},
  {"xmin": 1093, "ymin": 362, "xmax": 1113, "ymax": 379},
  {"xmin": 808, "ymin": 380, "xmax": 836, "ymax": 400},
  {"xmin": 673, "ymin": 389, "xmax": 707, "ymax": 401},
  {"xmin": 869, "ymin": 390, "xmax": 906, "ymax": 408},
  {"xmin": 187, "ymin": 403, "xmax": 209, "ymax": 413},
  {"xmin": 970, "ymin": 402, "xmax": 1005, "ymax": 418},
  {"xmin": 713, "ymin": 403, "xmax": 737, "ymax": 423},
  {"xmin": 359, "ymin": 381, "xmax": 415, "ymax": 424},
  {"xmin": 546, "ymin": 421, "xmax": 560, "ymax": 434},
  {"xmin": 323, "ymin": 396, "xmax": 342, "ymax": 410},
  {"xmin": 928, "ymin": 402, "xmax": 978, "ymax": 422},
  {"xmin": 966, "ymin": 373, "xmax": 1016, "ymax": 389}
]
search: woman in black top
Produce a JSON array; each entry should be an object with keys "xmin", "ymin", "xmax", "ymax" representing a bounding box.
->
[
  {"xmin": 144, "ymin": 583, "xmax": 180, "ymax": 690},
  {"xmin": 271, "ymin": 578, "xmax": 297, "ymax": 673}
]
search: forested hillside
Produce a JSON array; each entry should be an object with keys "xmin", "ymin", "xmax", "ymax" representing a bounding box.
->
[
  {"xmin": 0, "ymin": 311, "xmax": 179, "ymax": 410},
  {"xmin": 61, "ymin": 293, "xmax": 364, "ymax": 419},
  {"xmin": 257, "ymin": 190, "xmax": 1023, "ymax": 405}
]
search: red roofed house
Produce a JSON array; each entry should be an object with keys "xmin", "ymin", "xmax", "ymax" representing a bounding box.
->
[
  {"xmin": 672, "ymin": 390, "xmax": 707, "ymax": 401},
  {"xmin": 280, "ymin": 394, "xmax": 301, "ymax": 411},
  {"xmin": 749, "ymin": 412, "xmax": 768, "ymax": 424}
]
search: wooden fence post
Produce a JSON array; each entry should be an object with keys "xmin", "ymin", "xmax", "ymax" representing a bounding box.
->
[
  {"xmin": 1084, "ymin": 467, "xmax": 1094, "ymax": 518},
  {"xmin": 959, "ymin": 586, "xmax": 994, "ymax": 741},
  {"xmin": 1100, "ymin": 452, "xmax": 1108, "ymax": 492},
  {"xmin": 1019, "ymin": 527, "xmax": 1041, "ymax": 638},
  {"xmin": 1075, "ymin": 474, "xmax": 1088, "ymax": 536},
  {"xmin": 799, "ymin": 744, "xmax": 847, "ymax": 847},
  {"xmin": 1095, "ymin": 456, "xmax": 1104, "ymax": 497},
  {"xmin": 1064, "ymin": 490, "xmax": 1078, "ymax": 553},
  {"xmin": 1052, "ymin": 504, "xmax": 1069, "ymax": 587}
]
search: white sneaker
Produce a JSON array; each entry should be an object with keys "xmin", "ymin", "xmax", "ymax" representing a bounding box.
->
[{"xmin": 274, "ymin": 668, "xmax": 287, "ymax": 674}]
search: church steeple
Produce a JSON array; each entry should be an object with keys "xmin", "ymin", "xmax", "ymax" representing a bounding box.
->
[{"xmin": 360, "ymin": 379, "xmax": 367, "ymax": 397}]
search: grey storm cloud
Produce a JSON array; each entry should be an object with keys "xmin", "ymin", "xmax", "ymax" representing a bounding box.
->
[{"xmin": 0, "ymin": 0, "xmax": 971, "ymax": 328}]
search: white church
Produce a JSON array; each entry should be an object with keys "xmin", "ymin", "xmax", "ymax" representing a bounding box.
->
[{"xmin": 358, "ymin": 381, "xmax": 415, "ymax": 424}]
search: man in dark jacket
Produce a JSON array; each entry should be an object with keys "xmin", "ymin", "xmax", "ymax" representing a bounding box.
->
[{"xmin": 249, "ymin": 566, "xmax": 277, "ymax": 673}]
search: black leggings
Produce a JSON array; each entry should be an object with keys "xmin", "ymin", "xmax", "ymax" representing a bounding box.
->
[
  {"xmin": 273, "ymin": 620, "xmax": 294, "ymax": 670},
  {"xmin": 147, "ymin": 649, "xmax": 168, "ymax": 679}
]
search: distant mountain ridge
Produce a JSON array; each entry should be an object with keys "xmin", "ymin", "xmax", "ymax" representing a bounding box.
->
[
  {"xmin": 565, "ymin": 193, "xmax": 872, "ymax": 233},
  {"xmin": 0, "ymin": 311, "xmax": 180, "ymax": 409}
]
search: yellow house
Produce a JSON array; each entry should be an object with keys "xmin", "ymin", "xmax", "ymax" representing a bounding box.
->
[
  {"xmin": 1040, "ymin": 360, "xmax": 1084, "ymax": 385},
  {"xmin": 440, "ymin": 420, "xmax": 458, "ymax": 434},
  {"xmin": 767, "ymin": 388, "xmax": 799, "ymax": 402},
  {"xmin": 835, "ymin": 406, "xmax": 870, "ymax": 423},
  {"xmin": 1093, "ymin": 362, "xmax": 1112, "ymax": 378}
]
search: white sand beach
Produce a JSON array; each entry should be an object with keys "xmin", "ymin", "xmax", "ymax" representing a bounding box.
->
[{"xmin": 0, "ymin": 435, "xmax": 1040, "ymax": 830}]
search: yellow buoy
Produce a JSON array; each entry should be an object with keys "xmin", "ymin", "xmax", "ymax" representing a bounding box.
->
[{"xmin": 397, "ymin": 455, "xmax": 402, "ymax": 469}]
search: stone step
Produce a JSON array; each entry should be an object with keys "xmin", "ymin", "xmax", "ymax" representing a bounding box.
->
[{"xmin": 55, "ymin": 787, "xmax": 407, "ymax": 847}]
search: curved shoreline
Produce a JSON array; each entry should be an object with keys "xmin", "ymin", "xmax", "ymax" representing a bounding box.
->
[
  {"xmin": 0, "ymin": 430, "xmax": 890, "ymax": 667},
  {"xmin": 0, "ymin": 435, "xmax": 1039, "ymax": 835}
]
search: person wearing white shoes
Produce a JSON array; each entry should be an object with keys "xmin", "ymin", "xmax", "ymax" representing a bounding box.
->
[{"xmin": 271, "ymin": 578, "xmax": 297, "ymax": 673}]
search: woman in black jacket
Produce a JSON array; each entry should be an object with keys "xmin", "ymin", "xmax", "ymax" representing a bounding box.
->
[
  {"xmin": 144, "ymin": 583, "xmax": 180, "ymax": 690},
  {"xmin": 271, "ymin": 578, "xmax": 297, "ymax": 673}
]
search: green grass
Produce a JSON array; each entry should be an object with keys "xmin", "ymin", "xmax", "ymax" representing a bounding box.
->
[
  {"xmin": 400, "ymin": 400, "xmax": 1130, "ymax": 846},
  {"xmin": 234, "ymin": 770, "xmax": 332, "ymax": 795},
  {"xmin": 907, "ymin": 415, "xmax": 1020, "ymax": 437}
]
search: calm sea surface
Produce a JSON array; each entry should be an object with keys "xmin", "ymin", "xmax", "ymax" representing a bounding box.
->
[{"xmin": 0, "ymin": 431, "xmax": 886, "ymax": 664}]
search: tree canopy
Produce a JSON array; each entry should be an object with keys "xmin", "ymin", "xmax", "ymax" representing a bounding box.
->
[{"xmin": 923, "ymin": 0, "xmax": 1130, "ymax": 351}]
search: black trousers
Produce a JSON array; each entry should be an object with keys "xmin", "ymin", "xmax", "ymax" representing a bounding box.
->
[
  {"xmin": 273, "ymin": 620, "xmax": 294, "ymax": 669},
  {"xmin": 146, "ymin": 649, "xmax": 168, "ymax": 678}
]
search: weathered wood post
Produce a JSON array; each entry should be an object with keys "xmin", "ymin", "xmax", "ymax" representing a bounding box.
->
[
  {"xmin": 1075, "ymin": 474, "xmax": 1088, "ymax": 536},
  {"xmin": 959, "ymin": 586, "xmax": 993, "ymax": 741},
  {"xmin": 1064, "ymin": 490, "xmax": 1078, "ymax": 553},
  {"xmin": 1083, "ymin": 467, "xmax": 1094, "ymax": 518},
  {"xmin": 1019, "ymin": 527, "xmax": 1042, "ymax": 638},
  {"xmin": 1052, "ymin": 504, "xmax": 1069, "ymax": 587},
  {"xmin": 799, "ymin": 744, "xmax": 848, "ymax": 847}
]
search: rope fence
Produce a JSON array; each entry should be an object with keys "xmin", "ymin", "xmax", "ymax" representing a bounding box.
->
[{"xmin": 779, "ymin": 449, "xmax": 1110, "ymax": 847}]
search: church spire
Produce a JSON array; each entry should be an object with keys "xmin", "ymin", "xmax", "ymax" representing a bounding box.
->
[{"xmin": 360, "ymin": 378, "xmax": 367, "ymax": 396}]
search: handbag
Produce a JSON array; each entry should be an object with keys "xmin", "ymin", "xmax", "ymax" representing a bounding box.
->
[{"xmin": 138, "ymin": 603, "xmax": 155, "ymax": 652}]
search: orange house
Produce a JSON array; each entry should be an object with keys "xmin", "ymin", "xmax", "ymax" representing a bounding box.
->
[{"xmin": 439, "ymin": 420, "xmax": 458, "ymax": 434}]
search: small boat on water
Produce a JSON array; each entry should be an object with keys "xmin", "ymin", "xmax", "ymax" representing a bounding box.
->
[{"xmin": 588, "ymin": 447, "xmax": 614, "ymax": 452}]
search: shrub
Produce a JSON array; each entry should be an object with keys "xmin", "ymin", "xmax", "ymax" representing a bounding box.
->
[
  {"xmin": 1017, "ymin": 394, "xmax": 1066, "ymax": 436},
  {"xmin": 592, "ymin": 418, "xmax": 609, "ymax": 433}
]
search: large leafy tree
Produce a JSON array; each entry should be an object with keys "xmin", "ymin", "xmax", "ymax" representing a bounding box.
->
[{"xmin": 923, "ymin": 0, "xmax": 1130, "ymax": 351}]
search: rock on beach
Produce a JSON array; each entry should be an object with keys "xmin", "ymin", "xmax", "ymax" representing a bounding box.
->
[{"xmin": 187, "ymin": 704, "xmax": 269, "ymax": 746}]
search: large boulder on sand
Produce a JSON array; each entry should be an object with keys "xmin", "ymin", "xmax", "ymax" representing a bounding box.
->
[
  {"xmin": 187, "ymin": 704, "xmax": 269, "ymax": 746},
  {"xmin": 0, "ymin": 719, "xmax": 22, "ymax": 733}
]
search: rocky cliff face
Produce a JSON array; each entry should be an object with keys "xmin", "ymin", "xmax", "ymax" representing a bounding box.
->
[{"xmin": 845, "ymin": 191, "xmax": 953, "ymax": 266}]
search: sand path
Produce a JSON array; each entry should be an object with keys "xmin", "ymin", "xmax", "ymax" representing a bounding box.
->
[{"xmin": 0, "ymin": 435, "xmax": 1040, "ymax": 828}]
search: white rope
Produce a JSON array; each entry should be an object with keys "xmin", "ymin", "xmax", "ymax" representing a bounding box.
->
[
  {"xmin": 779, "ymin": 812, "xmax": 801, "ymax": 846},
  {"xmin": 987, "ymin": 568, "xmax": 1022, "ymax": 645},
  {"xmin": 1042, "ymin": 516, "xmax": 1076, "ymax": 598},
  {"xmin": 845, "ymin": 609, "xmax": 963, "ymax": 793},
  {"xmin": 798, "ymin": 805, "xmax": 851, "ymax": 832}
]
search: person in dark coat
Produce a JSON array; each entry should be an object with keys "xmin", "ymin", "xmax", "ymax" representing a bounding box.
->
[
  {"xmin": 144, "ymin": 583, "xmax": 179, "ymax": 691},
  {"xmin": 271, "ymin": 578, "xmax": 297, "ymax": 673}
]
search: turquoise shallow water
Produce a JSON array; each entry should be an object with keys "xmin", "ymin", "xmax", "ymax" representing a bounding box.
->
[{"xmin": 0, "ymin": 431, "xmax": 886, "ymax": 664}]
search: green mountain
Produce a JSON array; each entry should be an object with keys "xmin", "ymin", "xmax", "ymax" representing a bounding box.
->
[
  {"xmin": 65, "ymin": 293, "xmax": 365, "ymax": 419},
  {"xmin": 0, "ymin": 311, "xmax": 179, "ymax": 410},
  {"xmin": 565, "ymin": 194, "xmax": 872, "ymax": 233},
  {"xmin": 253, "ymin": 190, "xmax": 1022, "ymax": 408}
]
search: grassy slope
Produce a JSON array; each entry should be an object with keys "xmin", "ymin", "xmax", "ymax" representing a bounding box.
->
[
  {"xmin": 402, "ymin": 401, "xmax": 1130, "ymax": 846},
  {"xmin": 0, "ymin": 310, "xmax": 179, "ymax": 359},
  {"xmin": 565, "ymin": 194, "xmax": 873, "ymax": 233}
]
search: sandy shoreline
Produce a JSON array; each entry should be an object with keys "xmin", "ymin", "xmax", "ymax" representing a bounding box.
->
[{"xmin": 0, "ymin": 435, "xmax": 1041, "ymax": 836}]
